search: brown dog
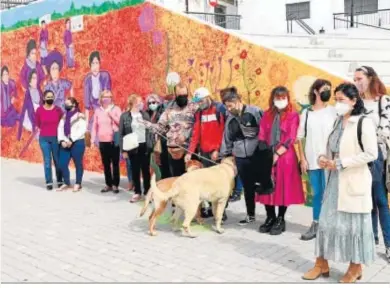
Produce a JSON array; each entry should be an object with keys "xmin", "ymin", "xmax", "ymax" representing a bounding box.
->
[
  {"xmin": 151, "ymin": 157, "xmax": 236, "ymax": 238},
  {"xmin": 139, "ymin": 160, "xmax": 203, "ymax": 236}
]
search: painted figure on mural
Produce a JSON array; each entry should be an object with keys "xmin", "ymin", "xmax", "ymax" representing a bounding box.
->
[
  {"xmin": 63, "ymin": 18, "xmax": 75, "ymax": 68},
  {"xmin": 1, "ymin": 66, "xmax": 19, "ymax": 127},
  {"xmin": 20, "ymin": 39, "xmax": 46, "ymax": 90},
  {"xmin": 17, "ymin": 69, "xmax": 43, "ymax": 140},
  {"xmin": 39, "ymin": 20, "xmax": 49, "ymax": 68},
  {"xmin": 44, "ymin": 50, "xmax": 73, "ymax": 111},
  {"xmin": 83, "ymin": 51, "xmax": 112, "ymax": 137}
]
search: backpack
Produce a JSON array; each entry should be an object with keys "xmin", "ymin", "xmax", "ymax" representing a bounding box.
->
[
  {"xmin": 303, "ymin": 107, "xmax": 313, "ymax": 138},
  {"xmin": 357, "ymin": 116, "xmax": 384, "ymax": 183}
]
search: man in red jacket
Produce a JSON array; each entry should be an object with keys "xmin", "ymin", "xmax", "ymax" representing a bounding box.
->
[{"xmin": 185, "ymin": 87, "xmax": 227, "ymax": 220}]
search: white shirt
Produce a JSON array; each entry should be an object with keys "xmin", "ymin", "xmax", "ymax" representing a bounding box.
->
[
  {"xmin": 131, "ymin": 112, "xmax": 146, "ymax": 143},
  {"xmin": 91, "ymin": 74, "xmax": 100, "ymax": 100},
  {"xmin": 297, "ymin": 105, "xmax": 337, "ymax": 170}
]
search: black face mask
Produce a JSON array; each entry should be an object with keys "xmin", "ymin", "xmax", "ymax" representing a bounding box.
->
[
  {"xmin": 45, "ymin": 99, "xmax": 54, "ymax": 105},
  {"xmin": 176, "ymin": 95, "xmax": 188, "ymax": 108},
  {"xmin": 320, "ymin": 90, "xmax": 331, "ymax": 102},
  {"xmin": 65, "ymin": 105, "xmax": 73, "ymax": 111}
]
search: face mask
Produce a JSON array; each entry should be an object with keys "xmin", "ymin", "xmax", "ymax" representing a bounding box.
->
[
  {"xmin": 176, "ymin": 95, "xmax": 188, "ymax": 108},
  {"xmin": 45, "ymin": 99, "xmax": 54, "ymax": 105},
  {"xmin": 355, "ymin": 79, "xmax": 369, "ymax": 94},
  {"xmin": 65, "ymin": 105, "xmax": 73, "ymax": 111},
  {"xmin": 102, "ymin": 98, "xmax": 112, "ymax": 106},
  {"xmin": 320, "ymin": 90, "xmax": 331, "ymax": 102},
  {"xmin": 229, "ymin": 107, "xmax": 240, "ymax": 116},
  {"xmin": 274, "ymin": 99, "xmax": 288, "ymax": 110},
  {"xmin": 335, "ymin": 102, "xmax": 352, "ymax": 116},
  {"xmin": 149, "ymin": 103, "xmax": 158, "ymax": 111},
  {"xmin": 199, "ymin": 101, "xmax": 210, "ymax": 111}
]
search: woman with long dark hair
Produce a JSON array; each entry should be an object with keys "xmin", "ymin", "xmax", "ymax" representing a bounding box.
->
[
  {"xmin": 256, "ymin": 86, "xmax": 305, "ymax": 235},
  {"xmin": 303, "ymin": 83, "xmax": 377, "ymax": 283},
  {"xmin": 297, "ymin": 79, "xmax": 336, "ymax": 241}
]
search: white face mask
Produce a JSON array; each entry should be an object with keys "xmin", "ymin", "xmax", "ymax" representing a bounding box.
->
[
  {"xmin": 274, "ymin": 99, "xmax": 288, "ymax": 110},
  {"xmin": 149, "ymin": 103, "xmax": 158, "ymax": 111},
  {"xmin": 335, "ymin": 102, "xmax": 352, "ymax": 116}
]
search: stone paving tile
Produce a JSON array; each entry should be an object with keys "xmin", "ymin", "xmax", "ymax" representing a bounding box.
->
[{"xmin": 1, "ymin": 158, "xmax": 389, "ymax": 283}]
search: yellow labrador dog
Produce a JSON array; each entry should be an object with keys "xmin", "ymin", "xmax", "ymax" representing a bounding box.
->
[
  {"xmin": 150, "ymin": 157, "xmax": 237, "ymax": 238},
  {"xmin": 139, "ymin": 160, "xmax": 203, "ymax": 236}
]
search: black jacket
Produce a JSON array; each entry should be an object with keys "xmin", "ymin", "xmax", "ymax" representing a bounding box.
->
[{"xmin": 119, "ymin": 111, "xmax": 153, "ymax": 153}]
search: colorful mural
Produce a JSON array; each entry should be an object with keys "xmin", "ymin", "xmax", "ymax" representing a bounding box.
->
[{"xmin": 2, "ymin": 0, "xmax": 386, "ymax": 205}]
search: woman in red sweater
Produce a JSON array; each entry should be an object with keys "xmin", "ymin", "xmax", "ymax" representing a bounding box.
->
[{"xmin": 35, "ymin": 90, "xmax": 64, "ymax": 190}]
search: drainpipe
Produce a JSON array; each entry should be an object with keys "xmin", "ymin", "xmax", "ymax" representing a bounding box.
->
[
  {"xmin": 350, "ymin": 0, "xmax": 354, "ymax": 27},
  {"xmin": 185, "ymin": 0, "xmax": 189, "ymax": 13}
]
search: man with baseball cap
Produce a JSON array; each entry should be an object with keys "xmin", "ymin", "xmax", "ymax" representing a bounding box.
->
[{"xmin": 185, "ymin": 87, "xmax": 228, "ymax": 221}]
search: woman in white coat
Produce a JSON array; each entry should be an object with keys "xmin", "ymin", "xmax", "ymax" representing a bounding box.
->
[
  {"xmin": 57, "ymin": 97, "xmax": 87, "ymax": 192},
  {"xmin": 303, "ymin": 83, "xmax": 378, "ymax": 283}
]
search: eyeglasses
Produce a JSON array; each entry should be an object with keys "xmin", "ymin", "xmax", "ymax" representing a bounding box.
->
[{"xmin": 148, "ymin": 101, "xmax": 157, "ymax": 105}]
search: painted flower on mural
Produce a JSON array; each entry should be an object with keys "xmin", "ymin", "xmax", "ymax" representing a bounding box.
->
[
  {"xmin": 255, "ymin": 90, "xmax": 261, "ymax": 96},
  {"xmin": 234, "ymin": 64, "xmax": 240, "ymax": 70},
  {"xmin": 255, "ymin": 68, "xmax": 262, "ymax": 75},
  {"xmin": 240, "ymin": 49, "xmax": 248, "ymax": 60},
  {"xmin": 188, "ymin": 58, "xmax": 194, "ymax": 66},
  {"xmin": 268, "ymin": 61, "xmax": 289, "ymax": 87},
  {"xmin": 138, "ymin": 5, "xmax": 155, "ymax": 32},
  {"xmin": 166, "ymin": 71, "xmax": 181, "ymax": 86}
]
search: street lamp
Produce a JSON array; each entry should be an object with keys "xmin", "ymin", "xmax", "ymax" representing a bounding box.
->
[{"xmin": 185, "ymin": 0, "xmax": 189, "ymax": 13}]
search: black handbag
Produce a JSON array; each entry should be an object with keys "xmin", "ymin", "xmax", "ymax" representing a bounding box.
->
[{"xmin": 251, "ymin": 141, "xmax": 275, "ymax": 195}]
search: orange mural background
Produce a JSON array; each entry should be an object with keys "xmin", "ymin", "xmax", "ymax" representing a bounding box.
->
[{"xmin": 0, "ymin": 2, "xmax": 357, "ymax": 178}]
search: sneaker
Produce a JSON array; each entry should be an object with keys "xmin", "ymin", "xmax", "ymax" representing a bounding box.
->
[
  {"xmin": 386, "ymin": 247, "xmax": 390, "ymax": 263},
  {"xmin": 222, "ymin": 212, "xmax": 228, "ymax": 223},
  {"xmin": 130, "ymin": 194, "xmax": 141, "ymax": 203},
  {"xmin": 46, "ymin": 185, "xmax": 53, "ymax": 191},
  {"xmin": 239, "ymin": 215, "xmax": 255, "ymax": 225},
  {"xmin": 229, "ymin": 194, "xmax": 241, "ymax": 202},
  {"xmin": 201, "ymin": 208, "xmax": 210, "ymax": 218},
  {"xmin": 270, "ymin": 217, "xmax": 286, "ymax": 236},
  {"xmin": 259, "ymin": 216, "xmax": 276, "ymax": 233},
  {"xmin": 300, "ymin": 221, "xmax": 318, "ymax": 241},
  {"xmin": 113, "ymin": 186, "xmax": 120, "ymax": 194},
  {"xmin": 57, "ymin": 182, "xmax": 64, "ymax": 188}
]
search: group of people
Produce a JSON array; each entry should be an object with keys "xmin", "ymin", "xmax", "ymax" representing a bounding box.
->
[{"xmin": 1, "ymin": 34, "xmax": 389, "ymax": 282}]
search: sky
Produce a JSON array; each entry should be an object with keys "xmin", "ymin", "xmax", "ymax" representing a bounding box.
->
[{"xmin": 1, "ymin": 0, "xmax": 126, "ymax": 28}]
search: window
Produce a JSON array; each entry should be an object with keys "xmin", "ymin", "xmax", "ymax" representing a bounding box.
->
[
  {"xmin": 286, "ymin": 2, "xmax": 310, "ymax": 20},
  {"xmin": 344, "ymin": 0, "xmax": 378, "ymax": 15},
  {"xmin": 221, "ymin": 0, "xmax": 238, "ymax": 6},
  {"xmin": 214, "ymin": 5, "xmax": 227, "ymax": 28}
]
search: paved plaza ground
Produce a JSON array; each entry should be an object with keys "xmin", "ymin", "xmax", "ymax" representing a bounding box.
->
[{"xmin": 1, "ymin": 158, "xmax": 389, "ymax": 283}]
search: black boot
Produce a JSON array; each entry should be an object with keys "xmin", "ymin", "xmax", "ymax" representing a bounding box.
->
[
  {"xmin": 258, "ymin": 216, "xmax": 276, "ymax": 233},
  {"xmin": 270, "ymin": 217, "xmax": 286, "ymax": 235},
  {"xmin": 201, "ymin": 207, "xmax": 210, "ymax": 218},
  {"xmin": 300, "ymin": 221, "xmax": 318, "ymax": 241},
  {"xmin": 222, "ymin": 211, "xmax": 227, "ymax": 223}
]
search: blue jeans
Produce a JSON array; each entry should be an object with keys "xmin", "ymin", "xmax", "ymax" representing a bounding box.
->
[
  {"xmin": 126, "ymin": 158, "xmax": 133, "ymax": 182},
  {"xmin": 308, "ymin": 169, "xmax": 326, "ymax": 221},
  {"xmin": 39, "ymin": 136, "xmax": 62, "ymax": 186},
  {"xmin": 371, "ymin": 177, "xmax": 390, "ymax": 248},
  {"xmin": 59, "ymin": 140, "xmax": 85, "ymax": 185}
]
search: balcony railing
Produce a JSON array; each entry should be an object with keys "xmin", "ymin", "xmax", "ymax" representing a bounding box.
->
[
  {"xmin": 333, "ymin": 9, "xmax": 390, "ymax": 31},
  {"xmin": 185, "ymin": 12, "xmax": 241, "ymax": 30}
]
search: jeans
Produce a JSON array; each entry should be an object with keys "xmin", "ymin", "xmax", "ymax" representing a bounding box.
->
[
  {"xmin": 233, "ymin": 176, "xmax": 243, "ymax": 196},
  {"xmin": 126, "ymin": 158, "xmax": 133, "ymax": 182},
  {"xmin": 236, "ymin": 157, "xmax": 256, "ymax": 217},
  {"xmin": 59, "ymin": 140, "xmax": 85, "ymax": 185},
  {"xmin": 129, "ymin": 143, "xmax": 151, "ymax": 195},
  {"xmin": 39, "ymin": 136, "xmax": 62, "ymax": 186},
  {"xmin": 308, "ymin": 169, "xmax": 326, "ymax": 221},
  {"xmin": 99, "ymin": 142, "xmax": 120, "ymax": 187},
  {"xmin": 371, "ymin": 177, "xmax": 390, "ymax": 248}
]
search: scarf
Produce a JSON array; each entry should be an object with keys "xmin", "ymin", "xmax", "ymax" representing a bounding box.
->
[
  {"xmin": 64, "ymin": 109, "xmax": 78, "ymax": 137},
  {"xmin": 270, "ymin": 112, "xmax": 281, "ymax": 149}
]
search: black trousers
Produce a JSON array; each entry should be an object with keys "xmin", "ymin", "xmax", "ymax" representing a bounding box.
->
[
  {"xmin": 236, "ymin": 157, "xmax": 256, "ymax": 217},
  {"xmin": 159, "ymin": 138, "xmax": 172, "ymax": 180},
  {"xmin": 99, "ymin": 142, "xmax": 120, "ymax": 187},
  {"xmin": 168, "ymin": 153, "xmax": 186, "ymax": 177},
  {"xmin": 129, "ymin": 143, "xmax": 151, "ymax": 195}
]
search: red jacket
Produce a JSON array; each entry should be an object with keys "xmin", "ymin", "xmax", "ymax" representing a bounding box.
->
[{"xmin": 188, "ymin": 102, "xmax": 226, "ymax": 154}]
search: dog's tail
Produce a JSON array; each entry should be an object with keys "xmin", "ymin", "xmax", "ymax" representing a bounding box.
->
[
  {"xmin": 150, "ymin": 173, "xmax": 179, "ymax": 201},
  {"xmin": 139, "ymin": 187, "xmax": 153, "ymax": 217}
]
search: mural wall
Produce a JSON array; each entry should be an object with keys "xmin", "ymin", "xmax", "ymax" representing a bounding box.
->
[{"xmin": 1, "ymin": 0, "xmax": 375, "ymax": 204}]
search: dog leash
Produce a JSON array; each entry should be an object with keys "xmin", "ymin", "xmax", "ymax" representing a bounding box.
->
[{"xmin": 151, "ymin": 129, "xmax": 219, "ymax": 166}]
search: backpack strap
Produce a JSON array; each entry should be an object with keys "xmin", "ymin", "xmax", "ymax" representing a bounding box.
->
[
  {"xmin": 304, "ymin": 107, "xmax": 312, "ymax": 138},
  {"xmin": 357, "ymin": 116, "xmax": 366, "ymax": 152}
]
